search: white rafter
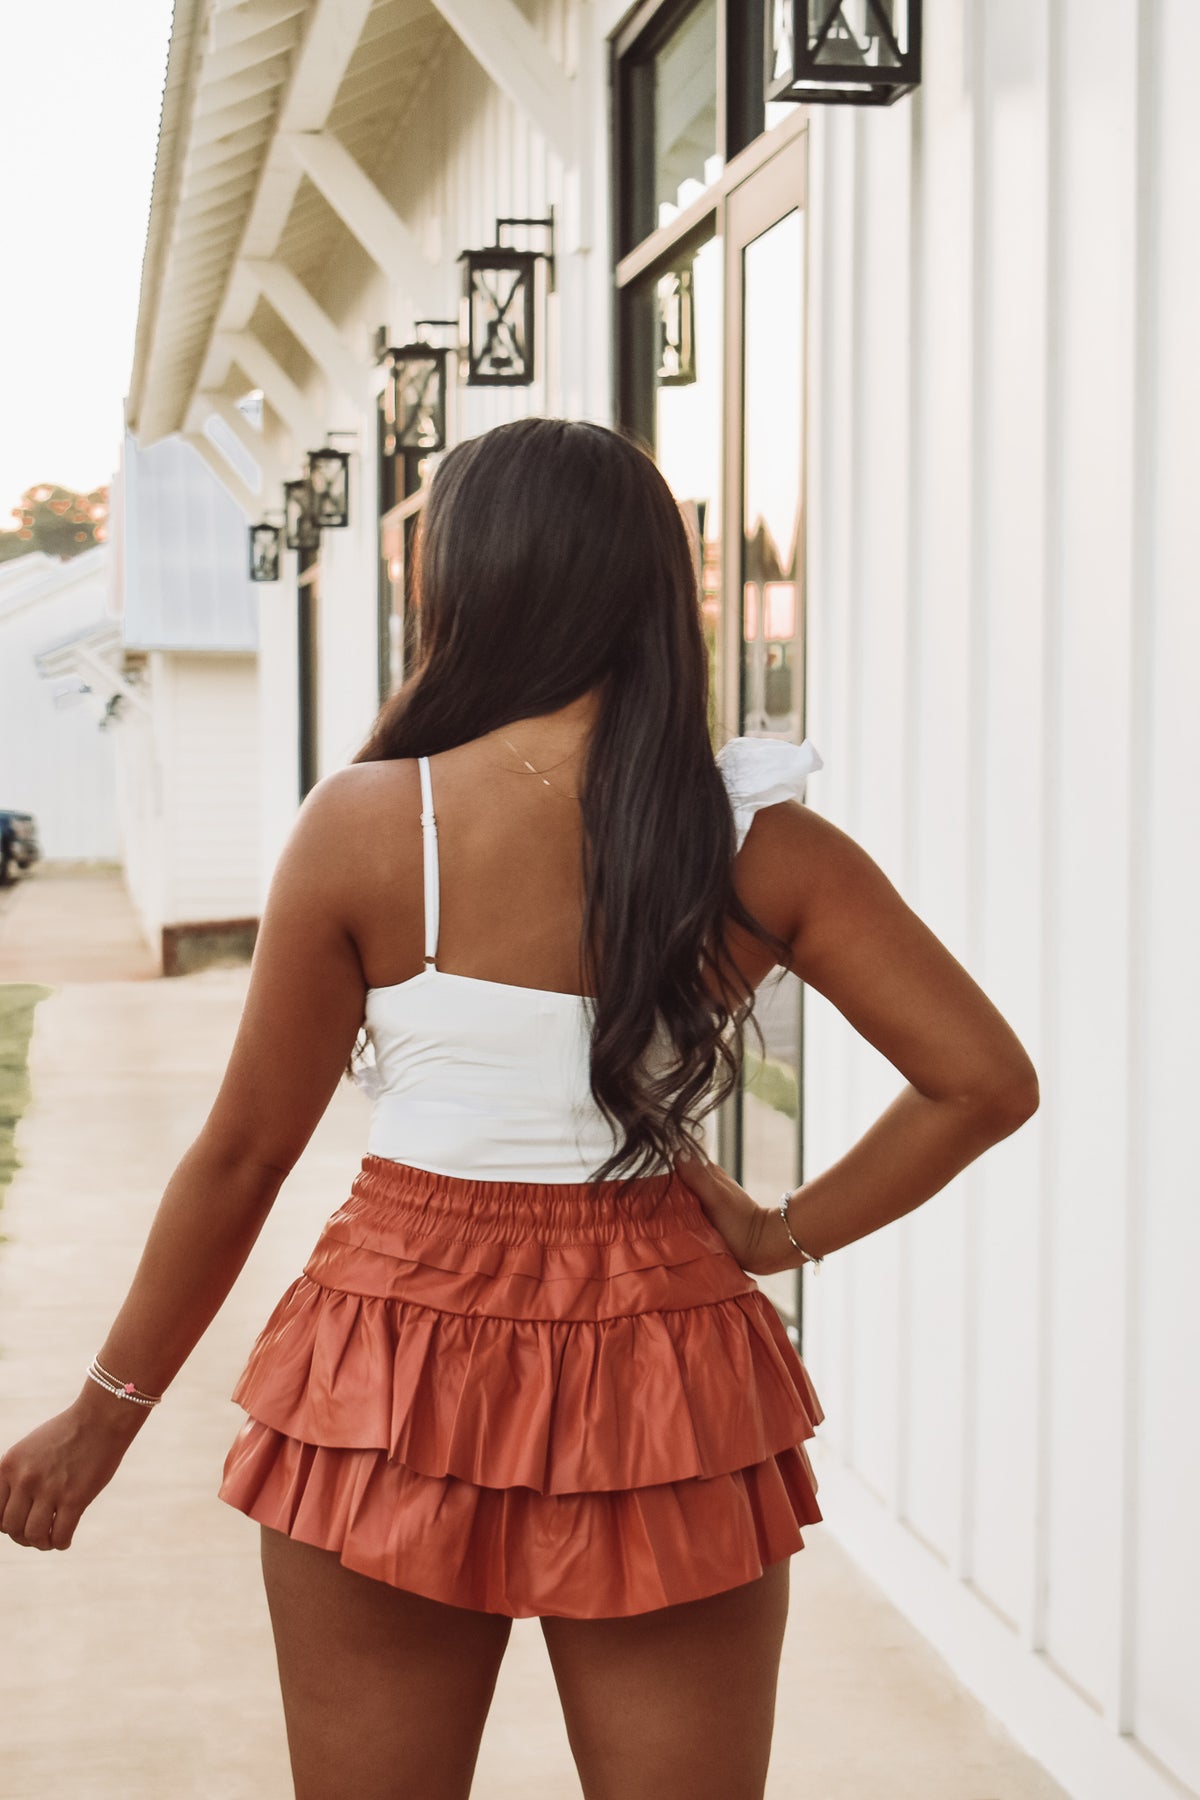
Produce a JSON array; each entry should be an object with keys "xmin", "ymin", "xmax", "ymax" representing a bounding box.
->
[
  {"xmin": 278, "ymin": 0, "xmax": 375, "ymax": 131},
  {"xmin": 209, "ymin": 1, "xmax": 306, "ymax": 54},
  {"xmin": 243, "ymin": 259, "xmax": 364, "ymax": 403},
  {"xmin": 428, "ymin": 0, "xmax": 573, "ymax": 164},
  {"xmin": 183, "ymin": 432, "xmax": 261, "ymax": 521},
  {"xmin": 279, "ymin": 130, "xmax": 437, "ymax": 303},
  {"xmin": 220, "ymin": 329, "xmax": 326, "ymax": 448},
  {"xmin": 196, "ymin": 0, "xmax": 378, "ymax": 402},
  {"xmin": 197, "ymin": 391, "xmax": 286, "ymax": 494}
]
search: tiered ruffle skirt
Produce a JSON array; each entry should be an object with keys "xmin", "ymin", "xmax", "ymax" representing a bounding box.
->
[{"xmin": 217, "ymin": 1154, "xmax": 825, "ymax": 1619}]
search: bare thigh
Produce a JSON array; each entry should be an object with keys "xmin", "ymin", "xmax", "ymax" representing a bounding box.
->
[
  {"xmin": 540, "ymin": 1557, "xmax": 792, "ymax": 1800},
  {"xmin": 258, "ymin": 1525, "xmax": 513, "ymax": 1800}
]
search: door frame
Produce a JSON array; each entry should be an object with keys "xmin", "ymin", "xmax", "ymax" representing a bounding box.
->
[{"xmin": 716, "ymin": 128, "xmax": 812, "ymax": 1342}]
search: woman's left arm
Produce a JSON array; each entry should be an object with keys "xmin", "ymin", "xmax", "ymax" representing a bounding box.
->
[{"xmin": 0, "ymin": 769, "xmax": 371, "ymax": 1548}]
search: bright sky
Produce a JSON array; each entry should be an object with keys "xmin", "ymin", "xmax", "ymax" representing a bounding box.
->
[{"xmin": 0, "ymin": 0, "xmax": 174, "ymax": 521}]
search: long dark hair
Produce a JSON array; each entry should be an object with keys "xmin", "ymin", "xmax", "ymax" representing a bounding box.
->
[{"xmin": 350, "ymin": 417, "xmax": 788, "ymax": 1180}]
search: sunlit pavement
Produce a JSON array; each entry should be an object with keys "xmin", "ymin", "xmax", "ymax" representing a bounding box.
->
[
  {"xmin": 0, "ymin": 871, "xmax": 1068, "ymax": 1798},
  {"xmin": 0, "ymin": 863, "xmax": 159, "ymax": 985}
]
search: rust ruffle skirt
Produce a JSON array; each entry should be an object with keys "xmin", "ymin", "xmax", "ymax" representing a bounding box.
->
[{"xmin": 217, "ymin": 1154, "xmax": 825, "ymax": 1619}]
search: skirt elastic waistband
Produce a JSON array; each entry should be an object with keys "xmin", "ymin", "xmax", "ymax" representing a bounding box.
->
[{"xmin": 348, "ymin": 1153, "xmax": 703, "ymax": 1243}]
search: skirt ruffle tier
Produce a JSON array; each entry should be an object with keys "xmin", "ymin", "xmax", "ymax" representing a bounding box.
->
[{"xmin": 217, "ymin": 1154, "xmax": 825, "ymax": 1619}]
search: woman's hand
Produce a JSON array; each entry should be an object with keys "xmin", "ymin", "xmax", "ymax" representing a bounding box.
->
[
  {"xmin": 0, "ymin": 1390, "xmax": 144, "ymax": 1552},
  {"xmin": 673, "ymin": 1146, "xmax": 800, "ymax": 1277}
]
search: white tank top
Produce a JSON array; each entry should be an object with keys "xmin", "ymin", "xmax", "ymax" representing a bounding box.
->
[{"xmin": 356, "ymin": 734, "xmax": 824, "ymax": 1182}]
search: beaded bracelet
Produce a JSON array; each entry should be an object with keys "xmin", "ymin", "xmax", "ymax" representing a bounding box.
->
[
  {"xmin": 778, "ymin": 1190, "xmax": 823, "ymax": 1272},
  {"xmin": 85, "ymin": 1357, "xmax": 163, "ymax": 1407}
]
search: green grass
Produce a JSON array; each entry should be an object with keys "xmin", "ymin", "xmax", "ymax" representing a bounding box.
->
[{"xmin": 0, "ymin": 984, "xmax": 52, "ymax": 1209}]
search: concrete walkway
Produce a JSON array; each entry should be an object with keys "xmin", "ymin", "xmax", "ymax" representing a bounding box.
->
[
  {"xmin": 0, "ymin": 863, "xmax": 158, "ymax": 984},
  {"xmin": 0, "ymin": 876, "xmax": 1069, "ymax": 1798}
]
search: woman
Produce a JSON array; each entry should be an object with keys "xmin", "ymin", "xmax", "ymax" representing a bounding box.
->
[{"xmin": 0, "ymin": 417, "xmax": 1038, "ymax": 1799}]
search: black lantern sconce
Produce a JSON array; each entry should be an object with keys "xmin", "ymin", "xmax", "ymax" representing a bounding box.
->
[
  {"xmin": 304, "ymin": 444, "xmax": 351, "ymax": 529},
  {"xmin": 248, "ymin": 520, "xmax": 283, "ymax": 583},
  {"xmin": 376, "ymin": 322, "xmax": 456, "ymax": 453},
  {"xmin": 767, "ymin": 0, "xmax": 921, "ymax": 107},
  {"xmin": 656, "ymin": 264, "xmax": 696, "ymax": 386},
  {"xmin": 283, "ymin": 477, "xmax": 321, "ymax": 552},
  {"xmin": 459, "ymin": 210, "xmax": 555, "ymax": 387}
]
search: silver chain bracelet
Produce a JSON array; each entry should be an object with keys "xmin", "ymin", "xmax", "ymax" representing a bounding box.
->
[{"xmin": 778, "ymin": 1190, "xmax": 823, "ymax": 1272}]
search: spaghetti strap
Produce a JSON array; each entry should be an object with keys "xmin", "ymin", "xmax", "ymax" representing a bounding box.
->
[{"xmin": 417, "ymin": 755, "xmax": 439, "ymax": 968}]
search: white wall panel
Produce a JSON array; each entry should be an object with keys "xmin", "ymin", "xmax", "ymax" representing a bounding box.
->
[
  {"xmin": 803, "ymin": 0, "xmax": 1198, "ymax": 1790},
  {"xmin": 802, "ymin": 105, "xmax": 863, "ymax": 1471},
  {"xmin": 255, "ymin": 574, "xmax": 300, "ymax": 908},
  {"xmin": 1129, "ymin": 0, "xmax": 1200, "ymax": 1784},
  {"xmin": 1043, "ymin": 0, "xmax": 1138, "ymax": 1713},
  {"xmin": 317, "ymin": 453, "xmax": 380, "ymax": 775},
  {"xmin": 115, "ymin": 652, "xmax": 170, "ymax": 951},
  {"xmin": 163, "ymin": 654, "xmax": 260, "ymax": 923},
  {"xmin": 842, "ymin": 98, "xmax": 914, "ymax": 1512},
  {"xmin": 968, "ymin": 0, "xmax": 1050, "ymax": 1638},
  {"xmin": 901, "ymin": 0, "xmax": 975, "ymax": 1567}
]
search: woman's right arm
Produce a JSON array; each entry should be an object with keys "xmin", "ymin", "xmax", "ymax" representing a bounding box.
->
[
  {"xmin": 0, "ymin": 766, "xmax": 375, "ymax": 1551},
  {"xmin": 678, "ymin": 800, "xmax": 1039, "ymax": 1274}
]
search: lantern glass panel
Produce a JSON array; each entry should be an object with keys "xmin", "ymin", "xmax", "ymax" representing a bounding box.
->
[
  {"xmin": 384, "ymin": 351, "xmax": 447, "ymax": 452},
  {"xmin": 807, "ymin": 0, "xmax": 907, "ymax": 67},
  {"xmin": 306, "ymin": 450, "xmax": 350, "ymax": 528},
  {"xmin": 463, "ymin": 253, "xmax": 536, "ymax": 386},
  {"xmin": 284, "ymin": 479, "xmax": 320, "ymax": 552},
  {"xmin": 249, "ymin": 524, "xmax": 281, "ymax": 583},
  {"xmin": 769, "ymin": 0, "xmax": 918, "ymax": 105}
]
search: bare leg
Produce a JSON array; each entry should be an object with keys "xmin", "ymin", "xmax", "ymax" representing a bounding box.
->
[
  {"xmin": 540, "ymin": 1558, "xmax": 792, "ymax": 1800},
  {"xmin": 258, "ymin": 1525, "xmax": 513, "ymax": 1800}
]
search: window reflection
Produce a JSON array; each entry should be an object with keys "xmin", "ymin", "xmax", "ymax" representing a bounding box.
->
[
  {"xmin": 642, "ymin": 233, "xmax": 723, "ymax": 742},
  {"xmin": 741, "ymin": 966, "xmax": 804, "ymax": 1319},
  {"xmin": 737, "ymin": 204, "xmax": 807, "ymax": 1320},
  {"xmin": 741, "ymin": 208, "xmax": 805, "ymax": 737},
  {"xmin": 653, "ymin": 0, "xmax": 721, "ymax": 228}
]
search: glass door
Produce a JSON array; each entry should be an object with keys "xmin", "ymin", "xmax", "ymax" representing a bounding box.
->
[
  {"xmin": 721, "ymin": 131, "xmax": 810, "ymax": 1335},
  {"xmin": 619, "ymin": 225, "xmax": 725, "ymax": 740}
]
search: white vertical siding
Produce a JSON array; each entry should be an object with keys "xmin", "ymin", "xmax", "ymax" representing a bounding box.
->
[
  {"xmin": 161, "ymin": 654, "xmax": 260, "ymax": 924},
  {"xmin": 1129, "ymin": 0, "xmax": 1200, "ymax": 1787},
  {"xmin": 0, "ymin": 552, "xmax": 120, "ymax": 861},
  {"xmin": 113, "ymin": 652, "xmax": 168, "ymax": 948},
  {"xmin": 803, "ymin": 0, "xmax": 1200, "ymax": 1793},
  {"xmin": 316, "ymin": 452, "xmax": 380, "ymax": 778},
  {"xmin": 968, "ymin": 0, "xmax": 1049, "ymax": 1640},
  {"xmin": 1045, "ymin": 0, "xmax": 1138, "ymax": 1714},
  {"xmin": 256, "ymin": 571, "xmax": 301, "ymax": 908}
]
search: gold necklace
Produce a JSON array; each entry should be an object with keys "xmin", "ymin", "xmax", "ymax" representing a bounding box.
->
[{"xmin": 498, "ymin": 732, "xmax": 578, "ymax": 797}]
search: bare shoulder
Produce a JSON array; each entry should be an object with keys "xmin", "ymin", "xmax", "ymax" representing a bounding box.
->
[
  {"xmin": 289, "ymin": 760, "xmax": 419, "ymax": 853},
  {"xmin": 734, "ymin": 797, "xmax": 878, "ymax": 936},
  {"xmin": 265, "ymin": 762, "xmax": 422, "ymax": 934}
]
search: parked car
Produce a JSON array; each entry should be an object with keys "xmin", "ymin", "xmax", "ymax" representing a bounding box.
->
[{"xmin": 0, "ymin": 810, "xmax": 40, "ymax": 884}]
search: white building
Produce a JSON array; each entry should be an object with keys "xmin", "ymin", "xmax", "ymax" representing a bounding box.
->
[
  {"xmin": 124, "ymin": 5, "xmax": 1200, "ymax": 1797},
  {"xmin": 0, "ymin": 546, "xmax": 119, "ymax": 861},
  {"xmin": 106, "ymin": 430, "xmax": 262, "ymax": 973}
]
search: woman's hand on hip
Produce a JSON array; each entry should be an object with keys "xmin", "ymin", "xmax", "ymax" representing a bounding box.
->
[
  {"xmin": 0, "ymin": 1394, "xmax": 143, "ymax": 1552},
  {"xmin": 673, "ymin": 1146, "xmax": 798, "ymax": 1277}
]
